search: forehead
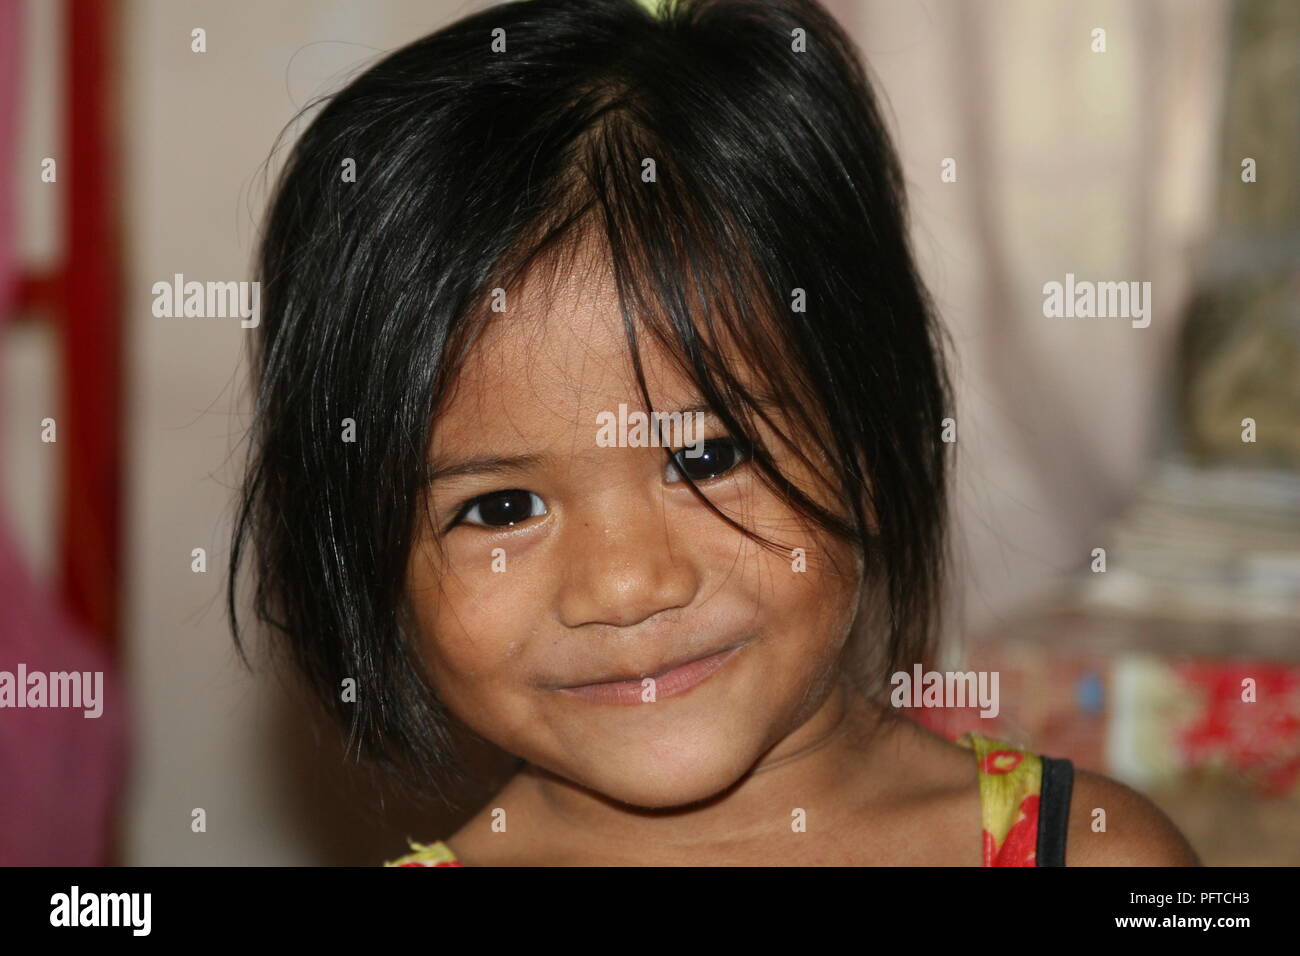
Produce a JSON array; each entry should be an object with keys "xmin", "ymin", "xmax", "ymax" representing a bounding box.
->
[{"xmin": 430, "ymin": 246, "xmax": 694, "ymax": 455}]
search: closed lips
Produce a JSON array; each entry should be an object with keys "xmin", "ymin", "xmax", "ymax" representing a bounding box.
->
[
  {"xmin": 555, "ymin": 644, "xmax": 747, "ymax": 705},
  {"xmin": 563, "ymin": 643, "xmax": 744, "ymax": 688}
]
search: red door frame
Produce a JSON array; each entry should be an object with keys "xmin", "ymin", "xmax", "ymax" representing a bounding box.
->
[{"xmin": 15, "ymin": 0, "xmax": 122, "ymax": 652}]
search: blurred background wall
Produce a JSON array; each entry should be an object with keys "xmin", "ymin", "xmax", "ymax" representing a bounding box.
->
[{"xmin": 2, "ymin": 0, "xmax": 1295, "ymax": 865}]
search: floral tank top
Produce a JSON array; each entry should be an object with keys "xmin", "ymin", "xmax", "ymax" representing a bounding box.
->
[{"xmin": 384, "ymin": 732, "xmax": 1075, "ymax": 867}]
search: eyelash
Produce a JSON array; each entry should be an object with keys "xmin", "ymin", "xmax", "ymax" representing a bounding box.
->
[{"xmin": 443, "ymin": 437, "xmax": 752, "ymax": 532}]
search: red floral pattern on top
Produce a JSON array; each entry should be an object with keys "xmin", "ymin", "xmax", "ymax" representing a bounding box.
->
[
  {"xmin": 990, "ymin": 793, "xmax": 1040, "ymax": 866},
  {"xmin": 982, "ymin": 750, "xmax": 1024, "ymax": 775},
  {"xmin": 960, "ymin": 732, "xmax": 1045, "ymax": 867}
]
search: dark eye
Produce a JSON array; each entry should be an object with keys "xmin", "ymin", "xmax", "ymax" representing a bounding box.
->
[
  {"xmin": 665, "ymin": 438, "xmax": 751, "ymax": 483},
  {"xmin": 454, "ymin": 489, "xmax": 547, "ymax": 529}
]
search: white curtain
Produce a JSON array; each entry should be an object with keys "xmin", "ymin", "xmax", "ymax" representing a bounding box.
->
[{"xmin": 825, "ymin": 0, "xmax": 1232, "ymax": 649}]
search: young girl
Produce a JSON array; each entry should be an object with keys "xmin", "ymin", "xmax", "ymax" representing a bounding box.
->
[{"xmin": 229, "ymin": 0, "xmax": 1199, "ymax": 866}]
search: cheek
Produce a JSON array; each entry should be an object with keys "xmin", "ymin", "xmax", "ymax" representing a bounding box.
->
[
  {"xmin": 673, "ymin": 494, "xmax": 861, "ymax": 726},
  {"xmin": 697, "ymin": 482, "xmax": 860, "ymax": 647},
  {"xmin": 405, "ymin": 536, "xmax": 542, "ymax": 715},
  {"xmin": 757, "ymin": 539, "xmax": 861, "ymax": 676}
]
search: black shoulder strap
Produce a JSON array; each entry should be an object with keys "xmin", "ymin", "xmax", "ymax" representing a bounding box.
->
[{"xmin": 1036, "ymin": 756, "xmax": 1074, "ymax": 867}]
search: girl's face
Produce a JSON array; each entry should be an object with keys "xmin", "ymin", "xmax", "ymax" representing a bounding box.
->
[{"xmin": 406, "ymin": 253, "xmax": 865, "ymax": 809}]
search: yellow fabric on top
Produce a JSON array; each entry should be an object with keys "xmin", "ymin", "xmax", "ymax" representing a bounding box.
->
[
  {"xmin": 958, "ymin": 731, "xmax": 1044, "ymax": 865},
  {"xmin": 384, "ymin": 839, "xmax": 461, "ymax": 867}
]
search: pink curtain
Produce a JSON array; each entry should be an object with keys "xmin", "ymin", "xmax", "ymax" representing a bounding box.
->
[{"xmin": 0, "ymin": 0, "xmax": 129, "ymax": 866}]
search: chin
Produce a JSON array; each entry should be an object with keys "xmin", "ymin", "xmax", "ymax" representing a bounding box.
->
[{"xmin": 574, "ymin": 736, "xmax": 761, "ymax": 810}]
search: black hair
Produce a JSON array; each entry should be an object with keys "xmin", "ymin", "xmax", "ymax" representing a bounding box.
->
[{"xmin": 228, "ymin": 0, "xmax": 954, "ymax": 805}]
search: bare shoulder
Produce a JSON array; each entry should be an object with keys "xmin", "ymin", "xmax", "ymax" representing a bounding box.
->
[{"xmin": 1066, "ymin": 769, "xmax": 1201, "ymax": 866}]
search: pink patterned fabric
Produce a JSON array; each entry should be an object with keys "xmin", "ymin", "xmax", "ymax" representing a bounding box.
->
[{"xmin": 0, "ymin": 0, "xmax": 129, "ymax": 865}]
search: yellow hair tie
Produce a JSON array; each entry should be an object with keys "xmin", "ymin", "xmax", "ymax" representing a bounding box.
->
[{"xmin": 633, "ymin": 0, "xmax": 667, "ymax": 19}]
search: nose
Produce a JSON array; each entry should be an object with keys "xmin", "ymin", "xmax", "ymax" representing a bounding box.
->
[{"xmin": 555, "ymin": 486, "xmax": 700, "ymax": 629}]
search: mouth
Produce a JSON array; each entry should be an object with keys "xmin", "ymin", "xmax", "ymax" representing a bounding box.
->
[{"xmin": 556, "ymin": 643, "xmax": 748, "ymax": 706}]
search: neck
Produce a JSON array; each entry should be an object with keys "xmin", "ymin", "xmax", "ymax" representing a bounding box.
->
[{"xmin": 513, "ymin": 681, "xmax": 899, "ymax": 863}]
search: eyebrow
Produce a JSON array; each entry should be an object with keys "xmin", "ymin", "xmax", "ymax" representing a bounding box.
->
[
  {"xmin": 426, "ymin": 452, "xmax": 551, "ymax": 484},
  {"xmin": 425, "ymin": 401, "xmax": 725, "ymax": 484}
]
